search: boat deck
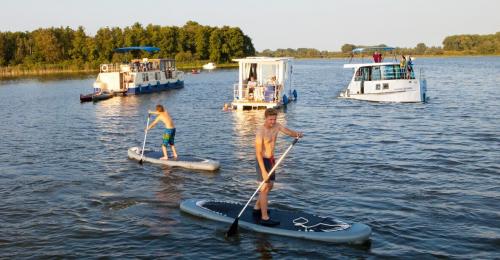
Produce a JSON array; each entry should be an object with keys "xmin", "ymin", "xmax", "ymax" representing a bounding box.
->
[{"xmin": 231, "ymin": 100, "xmax": 280, "ymax": 110}]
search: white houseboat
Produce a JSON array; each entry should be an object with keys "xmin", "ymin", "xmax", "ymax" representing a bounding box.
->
[
  {"xmin": 230, "ymin": 57, "xmax": 296, "ymax": 110},
  {"xmin": 339, "ymin": 47, "xmax": 427, "ymax": 103},
  {"xmin": 93, "ymin": 47, "xmax": 184, "ymax": 95}
]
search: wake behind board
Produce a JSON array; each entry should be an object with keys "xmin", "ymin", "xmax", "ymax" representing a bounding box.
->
[
  {"xmin": 128, "ymin": 147, "xmax": 220, "ymax": 171},
  {"xmin": 180, "ymin": 199, "xmax": 371, "ymax": 244}
]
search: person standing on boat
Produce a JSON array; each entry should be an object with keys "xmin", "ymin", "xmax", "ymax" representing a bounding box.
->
[
  {"xmin": 253, "ymin": 108, "xmax": 303, "ymax": 226},
  {"xmin": 247, "ymin": 76, "xmax": 257, "ymax": 100},
  {"xmin": 400, "ymin": 55, "xmax": 407, "ymax": 79},
  {"xmin": 407, "ymin": 56, "xmax": 414, "ymax": 79},
  {"xmin": 147, "ymin": 104, "xmax": 178, "ymax": 160}
]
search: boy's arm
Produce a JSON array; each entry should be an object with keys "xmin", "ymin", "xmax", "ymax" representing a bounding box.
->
[
  {"xmin": 255, "ymin": 131, "xmax": 268, "ymax": 181},
  {"xmin": 278, "ymin": 123, "xmax": 303, "ymax": 138},
  {"xmin": 147, "ymin": 117, "xmax": 160, "ymax": 130}
]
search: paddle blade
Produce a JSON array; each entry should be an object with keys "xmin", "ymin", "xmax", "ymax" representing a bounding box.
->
[
  {"xmin": 139, "ymin": 159, "xmax": 143, "ymax": 165},
  {"xmin": 225, "ymin": 218, "xmax": 239, "ymax": 237}
]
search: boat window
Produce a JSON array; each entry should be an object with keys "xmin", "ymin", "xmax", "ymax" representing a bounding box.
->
[
  {"xmin": 376, "ymin": 84, "xmax": 380, "ymax": 90},
  {"xmin": 371, "ymin": 66, "xmax": 381, "ymax": 81},
  {"xmin": 383, "ymin": 83, "xmax": 389, "ymax": 89},
  {"xmin": 381, "ymin": 65, "xmax": 396, "ymax": 80},
  {"xmin": 355, "ymin": 67, "xmax": 371, "ymax": 81},
  {"xmin": 261, "ymin": 64, "xmax": 278, "ymax": 84}
]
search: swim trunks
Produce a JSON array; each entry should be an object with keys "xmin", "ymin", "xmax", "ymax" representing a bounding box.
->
[
  {"xmin": 162, "ymin": 128, "xmax": 176, "ymax": 146},
  {"xmin": 256, "ymin": 156, "xmax": 276, "ymax": 183}
]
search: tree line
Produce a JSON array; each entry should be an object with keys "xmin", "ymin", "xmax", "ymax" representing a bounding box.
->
[
  {"xmin": 0, "ymin": 21, "xmax": 256, "ymax": 68},
  {"xmin": 259, "ymin": 32, "xmax": 500, "ymax": 58}
]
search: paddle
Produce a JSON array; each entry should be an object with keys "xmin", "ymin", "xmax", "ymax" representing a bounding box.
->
[
  {"xmin": 139, "ymin": 114, "xmax": 151, "ymax": 165},
  {"xmin": 226, "ymin": 138, "xmax": 300, "ymax": 237}
]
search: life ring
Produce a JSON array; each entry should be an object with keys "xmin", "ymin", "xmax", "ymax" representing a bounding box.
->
[{"xmin": 101, "ymin": 64, "xmax": 109, "ymax": 72}]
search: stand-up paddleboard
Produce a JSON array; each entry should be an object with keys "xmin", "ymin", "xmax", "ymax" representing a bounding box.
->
[
  {"xmin": 128, "ymin": 147, "xmax": 220, "ymax": 171},
  {"xmin": 180, "ymin": 199, "xmax": 371, "ymax": 244}
]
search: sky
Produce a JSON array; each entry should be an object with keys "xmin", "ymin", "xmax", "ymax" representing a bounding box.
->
[{"xmin": 1, "ymin": 0, "xmax": 499, "ymax": 51}]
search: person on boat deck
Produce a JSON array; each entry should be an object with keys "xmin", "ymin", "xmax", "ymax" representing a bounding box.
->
[
  {"xmin": 253, "ymin": 108, "xmax": 303, "ymax": 227},
  {"xmin": 407, "ymin": 56, "xmax": 414, "ymax": 79},
  {"xmin": 247, "ymin": 76, "xmax": 257, "ymax": 100},
  {"xmin": 400, "ymin": 55, "xmax": 407, "ymax": 79},
  {"xmin": 267, "ymin": 76, "xmax": 277, "ymax": 86},
  {"xmin": 147, "ymin": 104, "xmax": 178, "ymax": 160}
]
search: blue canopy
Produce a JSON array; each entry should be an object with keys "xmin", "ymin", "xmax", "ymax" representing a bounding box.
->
[
  {"xmin": 114, "ymin": 46, "xmax": 160, "ymax": 53},
  {"xmin": 352, "ymin": 46, "xmax": 395, "ymax": 53}
]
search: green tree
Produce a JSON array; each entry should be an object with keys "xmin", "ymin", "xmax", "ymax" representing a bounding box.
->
[
  {"xmin": 32, "ymin": 28, "xmax": 62, "ymax": 63},
  {"xmin": 0, "ymin": 33, "xmax": 6, "ymax": 66},
  {"xmin": 415, "ymin": 43, "xmax": 427, "ymax": 55},
  {"xmin": 70, "ymin": 26, "xmax": 88, "ymax": 62},
  {"xmin": 209, "ymin": 28, "xmax": 223, "ymax": 63},
  {"xmin": 341, "ymin": 44, "xmax": 356, "ymax": 53}
]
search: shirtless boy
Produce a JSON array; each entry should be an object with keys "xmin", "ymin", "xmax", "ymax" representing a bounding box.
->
[
  {"xmin": 254, "ymin": 108, "xmax": 303, "ymax": 226},
  {"xmin": 147, "ymin": 104, "xmax": 178, "ymax": 160}
]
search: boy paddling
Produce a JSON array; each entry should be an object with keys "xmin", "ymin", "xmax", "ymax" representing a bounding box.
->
[
  {"xmin": 147, "ymin": 104, "xmax": 178, "ymax": 160},
  {"xmin": 254, "ymin": 108, "xmax": 303, "ymax": 226}
]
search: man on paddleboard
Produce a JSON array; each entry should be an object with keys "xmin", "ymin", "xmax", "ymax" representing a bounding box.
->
[
  {"xmin": 254, "ymin": 108, "xmax": 303, "ymax": 226},
  {"xmin": 147, "ymin": 104, "xmax": 178, "ymax": 160}
]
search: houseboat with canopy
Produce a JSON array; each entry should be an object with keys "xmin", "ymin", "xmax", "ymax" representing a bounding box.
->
[
  {"xmin": 230, "ymin": 57, "xmax": 297, "ymax": 110},
  {"xmin": 92, "ymin": 46, "xmax": 184, "ymax": 95},
  {"xmin": 339, "ymin": 46, "xmax": 427, "ymax": 103}
]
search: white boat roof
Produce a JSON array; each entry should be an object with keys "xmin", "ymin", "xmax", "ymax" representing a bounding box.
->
[
  {"xmin": 233, "ymin": 56, "xmax": 293, "ymax": 63},
  {"xmin": 343, "ymin": 61, "xmax": 399, "ymax": 69}
]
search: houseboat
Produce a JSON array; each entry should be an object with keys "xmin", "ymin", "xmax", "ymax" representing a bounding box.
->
[
  {"xmin": 339, "ymin": 47, "xmax": 427, "ymax": 103},
  {"xmin": 230, "ymin": 57, "xmax": 297, "ymax": 110},
  {"xmin": 92, "ymin": 46, "xmax": 184, "ymax": 95}
]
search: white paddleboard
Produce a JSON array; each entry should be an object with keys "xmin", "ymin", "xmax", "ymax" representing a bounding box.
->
[{"xmin": 128, "ymin": 147, "xmax": 220, "ymax": 171}]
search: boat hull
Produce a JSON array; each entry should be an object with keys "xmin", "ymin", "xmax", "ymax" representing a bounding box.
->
[
  {"xmin": 340, "ymin": 79, "xmax": 426, "ymax": 103},
  {"xmin": 126, "ymin": 80, "xmax": 184, "ymax": 95},
  {"xmin": 80, "ymin": 94, "xmax": 93, "ymax": 103}
]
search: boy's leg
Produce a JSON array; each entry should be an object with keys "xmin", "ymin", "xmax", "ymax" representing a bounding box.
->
[
  {"xmin": 259, "ymin": 183, "xmax": 272, "ymax": 220},
  {"xmin": 171, "ymin": 145, "xmax": 178, "ymax": 158},
  {"xmin": 161, "ymin": 145, "xmax": 169, "ymax": 160}
]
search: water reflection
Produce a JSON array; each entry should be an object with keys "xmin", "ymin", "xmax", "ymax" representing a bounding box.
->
[
  {"xmin": 254, "ymin": 235, "xmax": 275, "ymax": 260},
  {"xmin": 231, "ymin": 110, "xmax": 288, "ymax": 139},
  {"xmin": 149, "ymin": 167, "xmax": 182, "ymax": 236}
]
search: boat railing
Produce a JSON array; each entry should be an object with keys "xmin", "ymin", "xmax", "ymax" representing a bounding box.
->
[
  {"xmin": 99, "ymin": 63, "xmax": 122, "ymax": 73},
  {"xmin": 233, "ymin": 83, "xmax": 281, "ymax": 102}
]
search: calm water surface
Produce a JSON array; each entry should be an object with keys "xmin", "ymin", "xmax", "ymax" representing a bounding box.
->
[{"xmin": 0, "ymin": 57, "xmax": 499, "ymax": 258}]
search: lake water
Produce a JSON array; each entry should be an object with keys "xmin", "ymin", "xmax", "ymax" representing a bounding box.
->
[{"xmin": 0, "ymin": 57, "xmax": 499, "ymax": 258}]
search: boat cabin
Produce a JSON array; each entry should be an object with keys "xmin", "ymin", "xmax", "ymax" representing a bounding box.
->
[{"xmin": 231, "ymin": 57, "xmax": 296, "ymax": 110}]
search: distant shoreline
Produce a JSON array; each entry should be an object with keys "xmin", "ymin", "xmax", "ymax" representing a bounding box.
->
[{"xmin": 1, "ymin": 55, "xmax": 497, "ymax": 78}]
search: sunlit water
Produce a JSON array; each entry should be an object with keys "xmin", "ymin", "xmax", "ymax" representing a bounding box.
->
[{"xmin": 0, "ymin": 57, "xmax": 498, "ymax": 258}]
